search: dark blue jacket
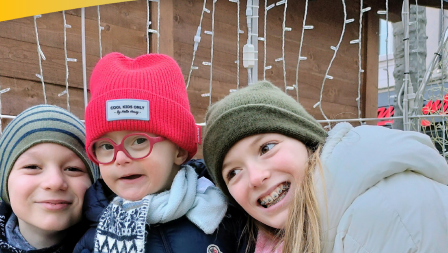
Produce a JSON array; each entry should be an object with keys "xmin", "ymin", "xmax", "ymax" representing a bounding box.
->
[
  {"xmin": 74, "ymin": 160, "xmax": 252, "ymax": 253},
  {"xmin": 0, "ymin": 202, "xmax": 86, "ymax": 253}
]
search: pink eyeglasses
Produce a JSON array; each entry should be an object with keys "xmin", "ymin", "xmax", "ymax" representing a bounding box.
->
[{"xmin": 88, "ymin": 133, "xmax": 166, "ymax": 164}]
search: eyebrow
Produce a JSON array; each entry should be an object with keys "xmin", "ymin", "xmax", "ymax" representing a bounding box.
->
[{"xmin": 222, "ymin": 134, "xmax": 267, "ymax": 170}]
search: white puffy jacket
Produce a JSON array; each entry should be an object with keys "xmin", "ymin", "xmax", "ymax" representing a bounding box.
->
[{"xmin": 318, "ymin": 123, "xmax": 448, "ymax": 253}]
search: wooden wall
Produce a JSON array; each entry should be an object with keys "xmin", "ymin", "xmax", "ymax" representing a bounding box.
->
[
  {"xmin": 0, "ymin": 0, "xmax": 148, "ymax": 124},
  {"xmin": 0, "ymin": 0, "xmax": 381, "ymax": 159},
  {"xmin": 173, "ymin": 0, "xmax": 380, "ymax": 157}
]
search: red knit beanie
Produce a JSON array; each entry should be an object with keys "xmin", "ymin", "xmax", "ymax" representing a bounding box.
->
[{"xmin": 85, "ymin": 52, "xmax": 197, "ymax": 161}]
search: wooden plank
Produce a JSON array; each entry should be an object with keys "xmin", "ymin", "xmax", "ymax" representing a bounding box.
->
[
  {"xmin": 0, "ymin": 12, "xmax": 146, "ymax": 57},
  {"xmin": 0, "ymin": 76, "xmax": 87, "ymax": 125},
  {"xmin": 65, "ymin": 0, "xmax": 147, "ymax": 32},
  {"xmin": 362, "ymin": 3, "xmax": 379, "ymax": 122},
  {"xmin": 0, "ymin": 36, "xmax": 99, "ymax": 89},
  {"xmin": 0, "ymin": 13, "xmax": 146, "ymax": 88},
  {"xmin": 151, "ymin": 0, "xmax": 174, "ymax": 56}
]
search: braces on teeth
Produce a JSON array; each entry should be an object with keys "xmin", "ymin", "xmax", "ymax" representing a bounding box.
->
[{"xmin": 259, "ymin": 183, "xmax": 290, "ymax": 206}]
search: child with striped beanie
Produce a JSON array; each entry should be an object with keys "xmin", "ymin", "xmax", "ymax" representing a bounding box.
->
[{"xmin": 0, "ymin": 104, "xmax": 99, "ymax": 253}]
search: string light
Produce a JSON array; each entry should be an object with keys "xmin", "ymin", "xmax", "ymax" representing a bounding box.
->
[
  {"xmin": 378, "ymin": 1, "xmax": 391, "ymax": 127},
  {"xmin": 263, "ymin": 2, "xmax": 275, "ymax": 79},
  {"xmin": 318, "ymin": 0, "xmax": 348, "ymax": 124},
  {"xmin": 146, "ymin": 0, "xmax": 150, "ymax": 53},
  {"xmin": 0, "ymin": 86, "xmax": 10, "ymax": 134},
  {"xmin": 295, "ymin": 0, "xmax": 310, "ymax": 102},
  {"xmin": 34, "ymin": 15, "xmax": 47, "ymax": 104},
  {"xmin": 97, "ymin": 6, "xmax": 104, "ymax": 58},
  {"xmin": 277, "ymin": 0, "xmax": 289, "ymax": 92},
  {"xmin": 355, "ymin": 1, "xmax": 370, "ymax": 120},
  {"xmin": 236, "ymin": 0, "xmax": 241, "ymax": 90},
  {"xmin": 202, "ymin": 0, "xmax": 217, "ymax": 106},
  {"xmin": 186, "ymin": 0, "xmax": 208, "ymax": 89},
  {"xmin": 148, "ymin": 0, "xmax": 160, "ymax": 53},
  {"xmin": 60, "ymin": 11, "xmax": 76, "ymax": 112}
]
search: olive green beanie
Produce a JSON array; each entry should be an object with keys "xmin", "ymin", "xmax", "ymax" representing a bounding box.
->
[
  {"xmin": 0, "ymin": 105, "xmax": 100, "ymax": 204},
  {"xmin": 203, "ymin": 80, "xmax": 327, "ymax": 201}
]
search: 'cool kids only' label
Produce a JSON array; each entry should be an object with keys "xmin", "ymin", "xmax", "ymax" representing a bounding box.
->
[{"xmin": 106, "ymin": 99, "xmax": 150, "ymax": 121}]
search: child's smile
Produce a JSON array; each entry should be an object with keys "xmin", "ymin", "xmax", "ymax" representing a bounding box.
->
[
  {"xmin": 222, "ymin": 133, "xmax": 309, "ymax": 229},
  {"xmin": 258, "ymin": 181, "xmax": 290, "ymax": 208}
]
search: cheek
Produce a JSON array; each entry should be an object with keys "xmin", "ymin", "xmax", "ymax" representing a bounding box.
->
[
  {"xmin": 8, "ymin": 174, "xmax": 35, "ymax": 201},
  {"xmin": 228, "ymin": 183, "xmax": 249, "ymax": 209},
  {"xmin": 69, "ymin": 176, "xmax": 92, "ymax": 198}
]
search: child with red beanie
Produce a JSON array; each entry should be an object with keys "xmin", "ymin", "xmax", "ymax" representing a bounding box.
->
[{"xmin": 74, "ymin": 53, "xmax": 249, "ymax": 253}]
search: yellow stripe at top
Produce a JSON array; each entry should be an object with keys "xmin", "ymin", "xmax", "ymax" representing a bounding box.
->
[{"xmin": 0, "ymin": 0, "xmax": 135, "ymax": 22}]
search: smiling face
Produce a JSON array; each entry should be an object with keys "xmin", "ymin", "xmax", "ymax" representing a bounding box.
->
[
  {"xmin": 8, "ymin": 143, "xmax": 92, "ymax": 235},
  {"xmin": 98, "ymin": 131, "xmax": 187, "ymax": 201},
  {"xmin": 222, "ymin": 133, "xmax": 309, "ymax": 229}
]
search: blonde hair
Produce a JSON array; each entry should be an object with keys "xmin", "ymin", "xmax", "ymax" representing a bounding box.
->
[
  {"xmin": 241, "ymin": 145, "xmax": 324, "ymax": 253},
  {"xmin": 282, "ymin": 145, "xmax": 323, "ymax": 253}
]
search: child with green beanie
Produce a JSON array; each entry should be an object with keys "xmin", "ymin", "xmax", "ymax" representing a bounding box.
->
[
  {"xmin": 203, "ymin": 80, "xmax": 448, "ymax": 253},
  {"xmin": 0, "ymin": 104, "xmax": 99, "ymax": 253}
]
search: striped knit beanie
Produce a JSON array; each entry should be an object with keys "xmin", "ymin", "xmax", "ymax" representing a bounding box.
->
[
  {"xmin": 85, "ymin": 52, "xmax": 198, "ymax": 161},
  {"xmin": 203, "ymin": 81, "xmax": 327, "ymax": 201},
  {"xmin": 0, "ymin": 105, "xmax": 100, "ymax": 204}
]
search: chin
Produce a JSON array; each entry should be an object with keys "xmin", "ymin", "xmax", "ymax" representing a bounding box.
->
[
  {"xmin": 261, "ymin": 216, "xmax": 287, "ymax": 230},
  {"xmin": 37, "ymin": 220, "xmax": 74, "ymax": 232},
  {"xmin": 119, "ymin": 191, "xmax": 147, "ymax": 201}
]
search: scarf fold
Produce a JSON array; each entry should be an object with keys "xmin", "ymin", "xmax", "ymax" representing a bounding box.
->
[{"xmin": 94, "ymin": 165, "xmax": 227, "ymax": 253}]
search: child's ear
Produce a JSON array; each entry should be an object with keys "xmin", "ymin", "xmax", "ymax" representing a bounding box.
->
[{"xmin": 174, "ymin": 147, "xmax": 188, "ymax": 165}]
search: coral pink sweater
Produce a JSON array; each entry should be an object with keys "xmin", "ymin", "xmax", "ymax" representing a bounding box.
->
[{"xmin": 255, "ymin": 230, "xmax": 283, "ymax": 253}]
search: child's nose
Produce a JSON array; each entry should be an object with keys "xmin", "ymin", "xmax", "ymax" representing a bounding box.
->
[
  {"xmin": 247, "ymin": 162, "xmax": 270, "ymax": 188},
  {"xmin": 115, "ymin": 150, "xmax": 132, "ymax": 165},
  {"xmin": 41, "ymin": 168, "xmax": 68, "ymax": 191}
]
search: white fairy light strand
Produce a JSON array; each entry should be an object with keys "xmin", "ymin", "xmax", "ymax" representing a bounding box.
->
[
  {"xmin": 97, "ymin": 6, "xmax": 103, "ymax": 58},
  {"xmin": 316, "ymin": 0, "xmax": 348, "ymax": 122},
  {"xmin": 34, "ymin": 15, "xmax": 47, "ymax": 104},
  {"xmin": 384, "ymin": 1, "xmax": 391, "ymax": 110},
  {"xmin": 294, "ymin": 0, "xmax": 310, "ymax": 102},
  {"xmin": 414, "ymin": 0, "xmax": 419, "ymax": 130},
  {"xmin": 147, "ymin": 0, "xmax": 160, "ymax": 53},
  {"xmin": 440, "ymin": 0, "xmax": 446, "ymax": 152},
  {"xmin": 440, "ymin": 0, "xmax": 445, "ymax": 126},
  {"xmin": 206, "ymin": 0, "xmax": 217, "ymax": 105},
  {"xmin": 236, "ymin": 0, "xmax": 241, "ymax": 90},
  {"xmin": 355, "ymin": 2, "xmax": 370, "ymax": 120},
  {"xmin": 156, "ymin": 0, "xmax": 160, "ymax": 53},
  {"xmin": 147, "ymin": 0, "xmax": 150, "ymax": 53},
  {"xmin": 229, "ymin": 0, "xmax": 241, "ymax": 91},
  {"xmin": 61, "ymin": 11, "xmax": 71, "ymax": 111},
  {"xmin": 278, "ymin": 0, "xmax": 289, "ymax": 92},
  {"xmin": 186, "ymin": 0, "xmax": 208, "ymax": 89},
  {"xmin": 263, "ymin": 1, "xmax": 274, "ymax": 79},
  {"xmin": 0, "ymin": 84, "xmax": 10, "ymax": 135}
]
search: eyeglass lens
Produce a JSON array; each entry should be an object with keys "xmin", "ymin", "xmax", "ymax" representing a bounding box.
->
[{"xmin": 92, "ymin": 135, "xmax": 152, "ymax": 163}]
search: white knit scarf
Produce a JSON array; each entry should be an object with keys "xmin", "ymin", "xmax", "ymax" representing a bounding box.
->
[{"xmin": 94, "ymin": 165, "xmax": 227, "ymax": 253}]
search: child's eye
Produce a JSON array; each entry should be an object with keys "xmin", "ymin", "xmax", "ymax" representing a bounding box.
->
[
  {"xmin": 260, "ymin": 143, "xmax": 276, "ymax": 155},
  {"xmin": 226, "ymin": 169, "xmax": 241, "ymax": 182},
  {"xmin": 133, "ymin": 137, "xmax": 148, "ymax": 145},
  {"xmin": 99, "ymin": 143, "xmax": 114, "ymax": 150},
  {"xmin": 24, "ymin": 165, "xmax": 40, "ymax": 170},
  {"xmin": 65, "ymin": 167, "xmax": 83, "ymax": 172}
]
